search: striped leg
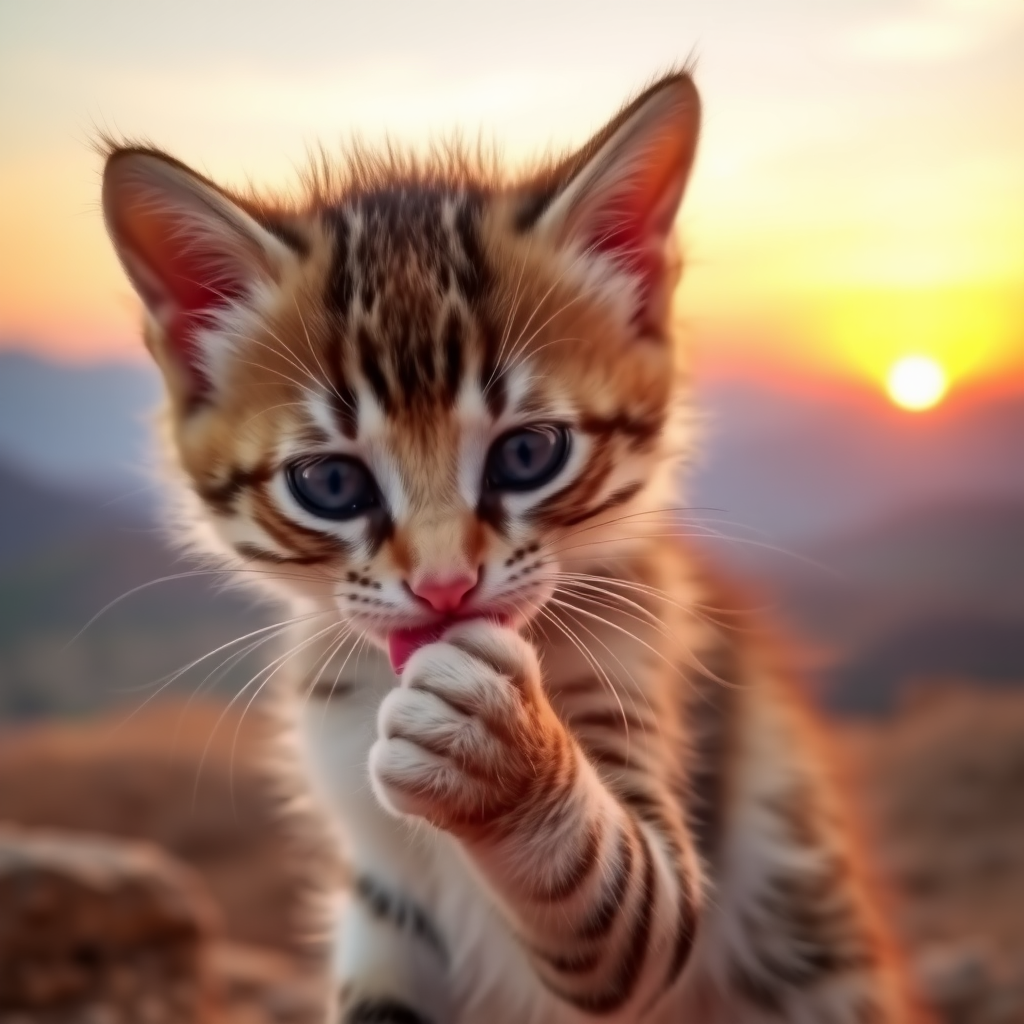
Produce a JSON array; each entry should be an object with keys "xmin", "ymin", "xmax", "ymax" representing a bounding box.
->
[
  {"xmin": 466, "ymin": 751, "xmax": 702, "ymax": 1016},
  {"xmin": 701, "ymin": 680, "xmax": 911, "ymax": 1024},
  {"xmin": 329, "ymin": 873, "xmax": 453, "ymax": 1024},
  {"xmin": 370, "ymin": 621, "xmax": 703, "ymax": 1019}
]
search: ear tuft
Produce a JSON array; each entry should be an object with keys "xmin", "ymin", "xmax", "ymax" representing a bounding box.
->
[
  {"xmin": 535, "ymin": 72, "xmax": 701, "ymax": 333},
  {"xmin": 102, "ymin": 149, "xmax": 293, "ymax": 397}
]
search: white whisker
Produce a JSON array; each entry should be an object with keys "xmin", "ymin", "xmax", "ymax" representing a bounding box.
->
[{"xmin": 537, "ymin": 604, "xmax": 632, "ymax": 756}]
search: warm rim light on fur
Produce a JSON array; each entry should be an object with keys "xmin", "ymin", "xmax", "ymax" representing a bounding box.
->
[{"xmin": 99, "ymin": 68, "xmax": 925, "ymax": 1024}]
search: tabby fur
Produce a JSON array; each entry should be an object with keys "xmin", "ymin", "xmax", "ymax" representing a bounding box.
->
[{"xmin": 101, "ymin": 70, "xmax": 919, "ymax": 1024}]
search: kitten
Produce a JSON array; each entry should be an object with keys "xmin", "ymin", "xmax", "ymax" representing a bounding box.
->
[{"xmin": 101, "ymin": 71, "xmax": 919, "ymax": 1023}]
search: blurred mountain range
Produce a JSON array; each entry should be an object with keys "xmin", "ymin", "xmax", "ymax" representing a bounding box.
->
[
  {"xmin": 0, "ymin": 460, "xmax": 265, "ymax": 720},
  {"xmin": 1, "ymin": 349, "xmax": 1022, "ymax": 720},
  {"xmin": 765, "ymin": 499, "xmax": 1024, "ymax": 712},
  {"xmin": 690, "ymin": 375, "xmax": 1024, "ymax": 544},
  {"xmin": 0, "ymin": 349, "xmax": 162, "ymax": 494}
]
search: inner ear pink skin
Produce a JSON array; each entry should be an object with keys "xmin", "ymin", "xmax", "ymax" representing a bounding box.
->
[
  {"xmin": 593, "ymin": 233, "xmax": 664, "ymax": 330},
  {"xmin": 121, "ymin": 211, "xmax": 247, "ymax": 391},
  {"xmin": 104, "ymin": 161, "xmax": 256, "ymax": 393}
]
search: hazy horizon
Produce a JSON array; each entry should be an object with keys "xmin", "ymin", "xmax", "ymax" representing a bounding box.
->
[{"xmin": 3, "ymin": 0, "xmax": 1023, "ymax": 408}]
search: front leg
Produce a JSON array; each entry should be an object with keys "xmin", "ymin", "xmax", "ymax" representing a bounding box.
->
[
  {"xmin": 369, "ymin": 622, "xmax": 703, "ymax": 1018},
  {"xmin": 329, "ymin": 873, "xmax": 454, "ymax": 1024}
]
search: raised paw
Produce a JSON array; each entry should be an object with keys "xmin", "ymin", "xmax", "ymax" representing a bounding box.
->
[{"xmin": 369, "ymin": 621, "xmax": 572, "ymax": 834}]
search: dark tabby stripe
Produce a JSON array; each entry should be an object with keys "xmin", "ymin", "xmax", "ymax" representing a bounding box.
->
[
  {"xmin": 661, "ymin": 875, "xmax": 699, "ymax": 995},
  {"xmin": 196, "ymin": 464, "xmax": 273, "ymax": 514},
  {"xmin": 256, "ymin": 212, "xmax": 311, "ymax": 256},
  {"xmin": 579, "ymin": 411, "xmax": 664, "ymax": 448},
  {"xmin": 522, "ymin": 820, "xmax": 603, "ymax": 902},
  {"xmin": 363, "ymin": 505, "xmax": 396, "ymax": 557},
  {"xmin": 342, "ymin": 999, "xmax": 435, "ymax": 1024},
  {"xmin": 586, "ymin": 743, "xmax": 634, "ymax": 770},
  {"xmin": 533, "ymin": 438, "xmax": 614, "ymax": 528},
  {"xmin": 475, "ymin": 487, "xmax": 509, "ymax": 537},
  {"xmin": 442, "ymin": 311, "xmax": 463, "ymax": 407},
  {"xmin": 324, "ymin": 209, "xmax": 353, "ymax": 315},
  {"xmin": 576, "ymin": 817, "xmax": 635, "ymax": 941},
  {"xmin": 329, "ymin": 374, "xmax": 360, "ymax": 439},
  {"xmin": 453, "ymin": 197, "xmax": 486, "ymax": 301},
  {"xmin": 306, "ymin": 678, "xmax": 354, "ymax": 701},
  {"xmin": 559, "ymin": 480, "xmax": 645, "ymax": 528},
  {"xmin": 731, "ymin": 962, "xmax": 787, "ymax": 1015},
  {"xmin": 570, "ymin": 707, "xmax": 649, "ymax": 734},
  {"xmin": 477, "ymin": 320, "xmax": 508, "ymax": 420},
  {"xmin": 550, "ymin": 824, "xmax": 658, "ymax": 1014},
  {"xmin": 589, "ymin": 826, "xmax": 658, "ymax": 1011},
  {"xmin": 685, "ymin": 626, "xmax": 737, "ymax": 864},
  {"xmin": 533, "ymin": 941, "xmax": 604, "ymax": 975},
  {"xmin": 527, "ymin": 671, "xmax": 704, "ymax": 1010},
  {"xmin": 233, "ymin": 542, "xmax": 323, "ymax": 565},
  {"xmin": 617, "ymin": 783, "xmax": 675, "ymax": 830},
  {"xmin": 358, "ymin": 326, "xmax": 394, "ymax": 412},
  {"xmin": 354, "ymin": 874, "xmax": 448, "ymax": 964}
]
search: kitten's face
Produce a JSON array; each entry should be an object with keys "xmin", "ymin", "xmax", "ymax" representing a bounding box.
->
[{"xmin": 102, "ymin": 73, "xmax": 700, "ymax": 670}]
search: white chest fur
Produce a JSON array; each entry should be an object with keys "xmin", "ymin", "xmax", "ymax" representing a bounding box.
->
[{"xmin": 296, "ymin": 652, "xmax": 559, "ymax": 1022}]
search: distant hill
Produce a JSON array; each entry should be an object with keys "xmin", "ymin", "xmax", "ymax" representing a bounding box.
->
[
  {"xmin": 0, "ymin": 462, "xmax": 271, "ymax": 721},
  {"xmin": 0, "ymin": 349, "xmax": 160, "ymax": 493},
  {"xmin": 752, "ymin": 499, "xmax": 1024, "ymax": 713},
  {"xmin": 3, "ymin": 467, "xmax": 1021, "ymax": 722},
  {"xmin": 0, "ymin": 458, "xmax": 113, "ymax": 567},
  {"xmin": 691, "ymin": 376, "xmax": 1024, "ymax": 544},
  {"xmin": 4, "ymin": 349, "xmax": 1024, "ymax": 544},
  {"xmin": 830, "ymin": 614, "xmax": 1024, "ymax": 714},
  {"xmin": 808, "ymin": 499, "xmax": 1024, "ymax": 618},
  {"xmin": 2, "ymin": 351, "xmax": 1022, "ymax": 722}
]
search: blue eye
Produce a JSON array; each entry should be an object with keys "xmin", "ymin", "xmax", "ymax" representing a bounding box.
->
[
  {"xmin": 286, "ymin": 457, "xmax": 379, "ymax": 520},
  {"xmin": 485, "ymin": 425, "xmax": 570, "ymax": 492}
]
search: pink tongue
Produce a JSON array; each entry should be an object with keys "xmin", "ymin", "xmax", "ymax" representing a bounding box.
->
[
  {"xmin": 387, "ymin": 613, "xmax": 512, "ymax": 675},
  {"xmin": 387, "ymin": 623, "xmax": 449, "ymax": 674}
]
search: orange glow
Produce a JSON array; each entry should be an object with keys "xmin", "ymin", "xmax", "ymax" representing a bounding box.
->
[
  {"xmin": 821, "ymin": 284, "xmax": 1022, "ymax": 387},
  {"xmin": 886, "ymin": 355, "xmax": 948, "ymax": 411},
  {"xmin": 1, "ymin": 4, "xmax": 1022, "ymax": 386}
]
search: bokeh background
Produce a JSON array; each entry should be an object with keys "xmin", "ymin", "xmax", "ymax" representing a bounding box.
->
[{"xmin": 1, "ymin": 2, "xmax": 1022, "ymax": 1021}]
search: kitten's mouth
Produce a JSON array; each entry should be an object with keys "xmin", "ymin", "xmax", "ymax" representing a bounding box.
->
[{"xmin": 387, "ymin": 612, "xmax": 510, "ymax": 674}]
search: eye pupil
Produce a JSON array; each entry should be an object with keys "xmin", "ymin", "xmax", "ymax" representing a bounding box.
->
[
  {"xmin": 286, "ymin": 457, "xmax": 378, "ymax": 520},
  {"xmin": 486, "ymin": 425, "xmax": 570, "ymax": 493}
]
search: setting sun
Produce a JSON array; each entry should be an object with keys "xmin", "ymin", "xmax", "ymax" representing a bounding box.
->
[{"xmin": 886, "ymin": 355, "xmax": 948, "ymax": 412}]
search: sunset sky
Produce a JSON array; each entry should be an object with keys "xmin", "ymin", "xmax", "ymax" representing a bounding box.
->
[{"xmin": 2, "ymin": 0, "xmax": 1022, "ymax": 401}]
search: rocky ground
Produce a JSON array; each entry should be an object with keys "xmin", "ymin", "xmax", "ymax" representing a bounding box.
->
[
  {"xmin": 0, "ymin": 703, "xmax": 328, "ymax": 1024},
  {"xmin": 0, "ymin": 687, "xmax": 1022, "ymax": 1023},
  {"xmin": 842, "ymin": 688, "xmax": 1024, "ymax": 1022}
]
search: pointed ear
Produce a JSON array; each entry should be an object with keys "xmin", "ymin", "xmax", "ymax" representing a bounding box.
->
[
  {"xmin": 102, "ymin": 148, "xmax": 296, "ymax": 398},
  {"xmin": 534, "ymin": 72, "xmax": 700, "ymax": 333}
]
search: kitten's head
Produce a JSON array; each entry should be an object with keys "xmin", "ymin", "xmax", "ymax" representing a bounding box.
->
[{"xmin": 102, "ymin": 72, "xmax": 700, "ymax": 670}]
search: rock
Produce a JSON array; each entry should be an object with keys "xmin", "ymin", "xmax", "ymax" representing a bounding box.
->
[
  {"xmin": 0, "ymin": 825, "xmax": 220, "ymax": 1024},
  {"xmin": 0, "ymin": 701, "xmax": 327, "ymax": 961},
  {"xmin": 917, "ymin": 943, "xmax": 993, "ymax": 1023},
  {"xmin": 841, "ymin": 690, "xmax": 1024, "ymax": 969},
  {"xmin": 916, "ymin": 941, "xmax": 1024, "ymax": 1024},
  {"xmin": 209, "ymin": 945, "xmax": 324, "ymax": 1024}
]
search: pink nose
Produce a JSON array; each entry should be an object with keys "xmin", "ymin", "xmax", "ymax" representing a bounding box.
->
[{"xmin": 410, "ymin": 572, "xmax": 478, "ymax": 613}]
